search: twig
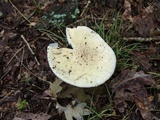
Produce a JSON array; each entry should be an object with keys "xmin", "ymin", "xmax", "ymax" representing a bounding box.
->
[
  {"xmin": 21, "ymin": 35, "xmax": 40, "ymax": 65},
  {"xmin": 0, "ymin": 91, "xmax": 13, "ymax": 105},
  {"xmin": 0, "ymin": 69, "xmax": 10, "ymax": 81},
  {"xmin": 15, "ymin": 55, "xmax": 48, "ymax": 82},
  {"xmin": 1, "ymin": 47, "xmax": 24, "ymax": 80},
  {"xmin": 0, "ymin": 24, "xmax": 11, "ymax": 30},
  {"xmin": 123, "ymin": 36, "xmax": 160, "ymax": 43},
  {"xmin": 6, "ymin": 46, "xmax": 24, "ymax": 67},
  {"xmin": 19, "ymin": 47, "xmax": 25, "ymax": 76},
  {"xmin": 80, "ymin": 0, "xmax": 91, "ymax": 17},
  {"xmin": 21, "ymin": 35, "xmax": 34, "ymax": 54},
  {"xmin": 9, "ymin": 0, "xmax": 31, "ymax": 24}
]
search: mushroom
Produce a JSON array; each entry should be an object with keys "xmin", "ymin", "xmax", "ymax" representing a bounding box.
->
[{"xmin": 47, "ymin": 26, "xmax": 116, "ymax": 88}]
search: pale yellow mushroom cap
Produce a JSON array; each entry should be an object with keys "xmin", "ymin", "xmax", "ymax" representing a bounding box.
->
[{"xmin": 47, "ymin": 26, "xmax": 116, "ymax": 88}]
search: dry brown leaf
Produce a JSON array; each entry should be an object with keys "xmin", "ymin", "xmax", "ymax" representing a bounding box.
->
[
  {"xmin": 45, "ymin": 78, "xmax": 63, "ymax": 98},
  {"xmin": 0, "ymin": 30, "xmax": 17, "ymax": 52},
  {"xmin": 131, "ymin": 51, "xmax": 152, "ymax": 70},
  {"xmin": 56, "ymin": 100, "xmax": 91, "ymax": 120},
  {"xmin": 122, "ymin": 0, "xmax": 159, "ymax": 37},
  {"xmin": 59, "ymin": 86, "xmax": 90, "ymax": 102},
  {"xmin": 133, "ymin": 14, "xmax": 156, "ymax": 37},
  {"xmin": 131, "ymin": 44, "xmax": 158, "ymax": 70},
  {"xmin": 111, "ymin": 69, "xmax": 157, "ymax": 120},
  {"xmin": 122, "ymin": 0, "xmax": 132, "ymax": 20}
]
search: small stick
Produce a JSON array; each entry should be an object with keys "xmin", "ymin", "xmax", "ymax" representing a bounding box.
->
[
  {"xmin": 80, "ymin": 0, "xmax": 91, "ymax": 17},
  {"xmin": 0, "ymin": 91, "xmax": 13, "ymax": 105},
  {"xmin": 19, "ymin": 47, "xmax": 25, "ymax": 76},
  {"xmin": 1, "ymin": 47, "xmax": 24, "ymax": 80},
  {"xmin": 6, "ymin": 46, "xmax": 24, "ymax": 66},
  {"xmin": 0, "ymin": 69, "xmax": 10, "ymax": 81},
  {"xmin": 21, "ymin": 35, "xmax": 34, "ymax": 54},
  {"xmin": 15, "ymin": 55, "xmax": 47, "ymax": 82},
  {"xmin": 123, "ymin": 36, "xmax": 160, "ymax": 42},
  {"xmin": 9, "ymin": 0, "xmax": 31, "ymax": 24},
  {"xmin": 21, "ymin": 35, "xmax": 40, "ymax": 65},
  {"xmin": 34, "ymin": 56, "xmax": 40, "ymax": 66}
]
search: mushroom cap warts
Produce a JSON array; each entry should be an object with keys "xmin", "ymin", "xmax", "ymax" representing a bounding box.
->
[{"xmin": 47, "ymin": 26, "xmax": 116, "ymax": 88}]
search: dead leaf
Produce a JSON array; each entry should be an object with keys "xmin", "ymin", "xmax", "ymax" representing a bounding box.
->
[
  {"xmin": 133, "ymin": 14, "xmax": 156, "ymax": 37},
  {"xmin": 122, "ymin": 0, "xmax": 160, "ymax": 37},
  {"xmin": 45, "ymin": 77, "xmax": 63, "ymax": 98},
  {"xmin": 0, "ymin": 30, "xmax": 17, "ymax": 52},
  {"xmin": 13, "ymin": 112, "xmax": 51, "ymax": 120},
  {"xmin": 131, "ymin": 51, "xmax": 152, "ymax": 70},
  {"xmin": 122, "ymin": 0, "xmax": 132, "ymax": 20},
  {"xmin": 0, "ymin": 2, "xmax": 13, "ymax": 16},
  {"xmin": 131, "ymin": 44, "xmax": 158, "ymax": 70},
  {"xmin": 111, "ymin": 69, "xmax": 157, "ymax": 120},
  {"xmin": 154, "ymin": 0, "xmax": 160, "ymax": 9},
  {"xmin": 59, "ymin": 86, "xmax": 90, "ymax": 102},
  {"xmin": 56, "ymin": 100, "xmax": 91, "ymax": 120}
]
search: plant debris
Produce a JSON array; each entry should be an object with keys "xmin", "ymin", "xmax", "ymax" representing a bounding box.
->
[
  {"xmin": 0, "ymin": 0, "xmax": 160, "ymax": 119},
  {"xmin": 59, "ymin": 86, "xmax": 90, "ymax": 102},
  {"xmin": 56, "ymin": 100, "xmax": 91, "ymax": 120},
  {"xmin": 131, "ymin": 44, "xmax": 159, "ymax": 70},
  {"xmin": 45, "ymin": 78, "xmax": 63, "ymax": 99},
  {"xmin": 13, "ymin": 112, "xmax": 51, "ymax": 120},
  {"xmin": 123, "ymin": 0, "xmax": 160, "ymax": 37},
  {"xmin": 111, "ymin": 69, "xmax": 157, "ymax": 120}
]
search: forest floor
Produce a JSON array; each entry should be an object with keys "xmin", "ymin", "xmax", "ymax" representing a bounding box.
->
[{"xmin": 0, "ymin": 0, "xmax": 160, "ymax": 120}]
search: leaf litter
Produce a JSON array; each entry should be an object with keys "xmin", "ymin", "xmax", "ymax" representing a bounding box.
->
[
  {"xmin": 110, "ymin": 69, "xmax": 159, "ymax": 120},
  {"xmin": 0, "ymin": 0, "xmax": 160, "ymax": 120},
  {"xmin": 56, "ymin": 100, "xmax": 91, "ymax": 120},
  {"xmin": 59, "ymin": 85, "xmax": 90, "ymax": 102},
  {"xmin": 122, "ymin": 0, "xmax": 160, "ymax": 37},
  {"xmin": 44, "ymin": 77, "xmax": 91, "ymax": 120},
  {"xmin": 131, "ymin": 44, "xmax": 160, "ymax": 71},
  {"xmin": 45, "ymin": 77, "xmax": 63, "ymax": 99}
]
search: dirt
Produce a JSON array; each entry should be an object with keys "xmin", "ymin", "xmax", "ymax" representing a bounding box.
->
[{"xmin": 0, "ymin": 0, "xmax": 160, "ymax": 120}]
